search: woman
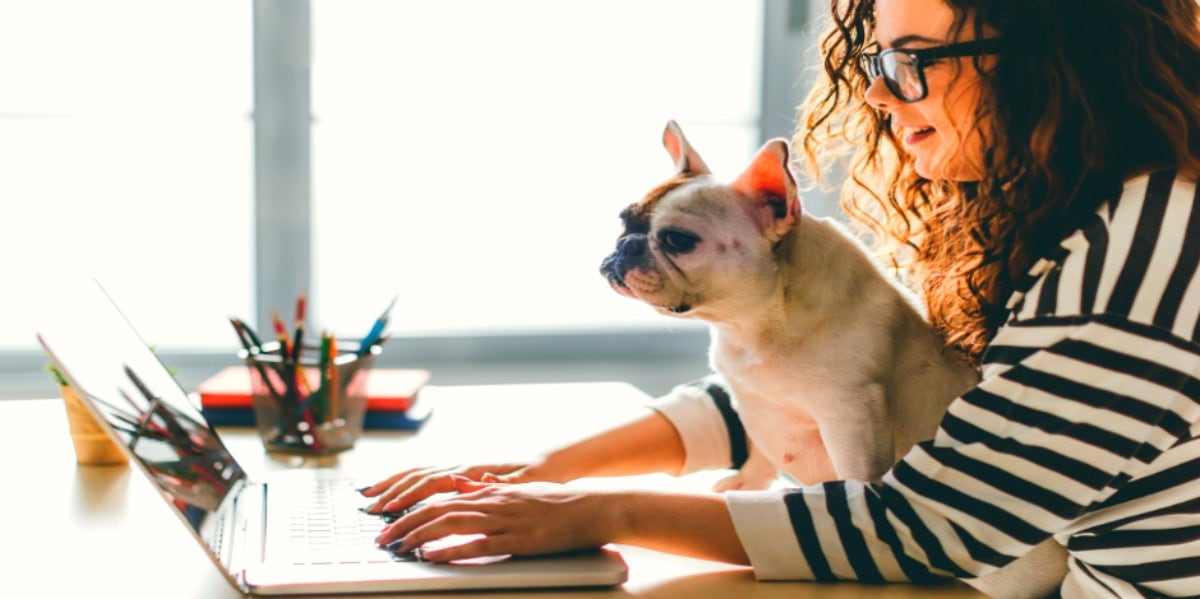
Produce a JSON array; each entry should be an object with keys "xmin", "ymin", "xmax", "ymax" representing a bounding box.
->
[{"xmin": 364, "ymin": 1, "xmax": 1200, "ymax": 596}]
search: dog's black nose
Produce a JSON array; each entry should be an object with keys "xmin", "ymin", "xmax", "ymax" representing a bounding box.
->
[
  {"xmin": 616, "ymin": 235, "xmax": 648, "ymax": 258},
  {"xmin": 599, "ymin": 234, "xmax": 649, "ymax": 284}
]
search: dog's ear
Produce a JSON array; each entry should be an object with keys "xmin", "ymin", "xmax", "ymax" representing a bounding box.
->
[
  {"xmin": 662, "ymin": 120, "xmax": 711, "ymax": 175},
  {"xmin": 732, "ymin": 139, "xmax": 801, "ymax": 240}
]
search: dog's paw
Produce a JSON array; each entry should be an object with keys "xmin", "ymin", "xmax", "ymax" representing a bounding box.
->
[{"xmin": 712, "ymin": 471, "xmax": 775, "ymax": 492}]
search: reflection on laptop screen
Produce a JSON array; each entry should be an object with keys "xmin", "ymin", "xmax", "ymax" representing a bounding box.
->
[{"xmin": 38, "ymin": 283, "xmax": 246, "ymax": 532}]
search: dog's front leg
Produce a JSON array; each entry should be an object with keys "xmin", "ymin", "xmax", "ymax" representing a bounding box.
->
[
  {"xmin": 712, "ymin": 441, "xmax": 779, "ymax": 491},
  {"xmin": 819, "ymin": 384, "xmax": 894, "ymax": 482}
]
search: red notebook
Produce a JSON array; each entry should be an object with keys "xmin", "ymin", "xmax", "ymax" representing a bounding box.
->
[{"xmin": 197, "ymin": 366, "xmax": 430, "ymax": 412}]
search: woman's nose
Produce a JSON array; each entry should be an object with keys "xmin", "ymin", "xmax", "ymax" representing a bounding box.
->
[{"xmin": 864, "ymin": 76, "xmax": 896, "ymax": 112}]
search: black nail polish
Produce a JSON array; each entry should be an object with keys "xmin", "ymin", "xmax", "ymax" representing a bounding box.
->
[
  {"xmin": 356, "ymin": 485, "xmax": 371, "ymax": 494},
  {"xmin": 385, "ymin": 539, "xmax": 422, "ymax": 562}
]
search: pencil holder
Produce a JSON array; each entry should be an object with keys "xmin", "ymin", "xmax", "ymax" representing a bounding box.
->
[
  {"xmin": 243, "ymin": 341, "xmax": 379, "ymax": 455},
  {"xmin": 60, "ymin": 384, "xmax": 129, "ymax": 466}
]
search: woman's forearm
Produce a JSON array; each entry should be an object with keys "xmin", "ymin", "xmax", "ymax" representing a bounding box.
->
[
  {"xmin": 543, "ymin": 409, "xmax": 687, "ymax": 479},
  {"xmin": 602, "ymin": 489, "xmax": 750, "ymax": 565}
]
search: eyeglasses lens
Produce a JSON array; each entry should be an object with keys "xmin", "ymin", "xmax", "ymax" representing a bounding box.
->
[{"xmin": 883, "ymin": 53, "xmax": 924, "ymax": 102}]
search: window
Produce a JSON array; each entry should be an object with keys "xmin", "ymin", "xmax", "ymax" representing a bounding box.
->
[
  {"xmin": 0, "ymin": 1, "xmax": 253, "ymax": 351},
  {"xmin": 2, "ymin": 1, "xmax": 829, "ymax": 399},
  {"xmin": 310, "ymin": 0, "xmax": 762, "ymax": 335}
]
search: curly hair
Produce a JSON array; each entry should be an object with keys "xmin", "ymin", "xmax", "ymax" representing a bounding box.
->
[{"xmin": 795, "ymin": 0, "xmax": 1200, "ymax": 365}]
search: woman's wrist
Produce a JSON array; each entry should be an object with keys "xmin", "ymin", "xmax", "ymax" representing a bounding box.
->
[
  {"xmin": 530, "ymin": 449, "xmax": 578, "ymax": 483},
  {"xmin": 591, "ymin": 489, "xmax": 635, "ymax": 544}
]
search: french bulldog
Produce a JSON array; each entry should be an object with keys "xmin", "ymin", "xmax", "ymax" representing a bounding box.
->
[{"xmin": 599, "ymin": 120, "xmax": 1067, "ymax": 598}]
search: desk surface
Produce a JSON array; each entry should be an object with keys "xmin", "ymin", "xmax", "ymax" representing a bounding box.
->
[{"xmin": 0, "ymin": 381, "xmax": 981, "ymax": 598}]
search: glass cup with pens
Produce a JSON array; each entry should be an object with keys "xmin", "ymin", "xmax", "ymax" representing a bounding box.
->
[
  {"xmin": 229, "ymin": 295, "xmax": 395, "ymax": 455},
  {"xmin": 241, "ymin": 338, "xmax": 377, "ymax": 454}
]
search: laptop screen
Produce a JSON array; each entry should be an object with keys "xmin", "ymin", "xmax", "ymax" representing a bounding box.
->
[{"xmin": 38, "ymin": 283, "xmax": 246, "ymax": 534}]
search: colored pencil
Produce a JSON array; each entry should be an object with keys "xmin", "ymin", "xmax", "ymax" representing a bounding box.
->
[
  {"xmin": 358, "ymin": 295, "xmax": 397, "ymax": 354},
  {"xmin": 327, "ymin": 334, "xmax": 339, "ymax": 422}
]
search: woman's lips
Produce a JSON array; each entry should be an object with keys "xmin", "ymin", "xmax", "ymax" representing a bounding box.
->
[{"xmin": 904, "ymin": 127, "xmax": 935, "ymax": 145}]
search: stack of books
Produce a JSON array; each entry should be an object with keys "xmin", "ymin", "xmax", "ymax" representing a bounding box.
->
[{"xmin": 196, "ymin": 366, "xmax": 432, "ymax": 430}]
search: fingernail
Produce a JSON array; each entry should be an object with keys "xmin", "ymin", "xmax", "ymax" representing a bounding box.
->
[{"xmin": 356, "ymin": 485, "xmax": 372, "ymax": 494}]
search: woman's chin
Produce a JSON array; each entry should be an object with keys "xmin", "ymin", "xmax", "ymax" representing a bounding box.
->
[{"xmin": 913, "ymin": 157, "xmax": 984, "ymax": 183}]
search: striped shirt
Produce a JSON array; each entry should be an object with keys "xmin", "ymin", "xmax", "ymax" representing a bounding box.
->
[{"xmin": 649, "ymin": 171, "xmax": 1200, "ymax": 597}]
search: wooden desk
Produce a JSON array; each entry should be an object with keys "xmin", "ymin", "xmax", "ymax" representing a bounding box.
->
[{"xmin": 0, "ymin": 382, "xmax": 981, "ymax": 598}]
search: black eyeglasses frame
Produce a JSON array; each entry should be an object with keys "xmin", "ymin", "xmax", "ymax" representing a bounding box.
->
[{"xmin": 859, "ymin": 38, "xmax": 1005, "ymax": 103}]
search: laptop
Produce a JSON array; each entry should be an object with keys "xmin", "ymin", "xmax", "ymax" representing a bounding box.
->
[{"xmin": 37, "ymin": 282, "xmax": 628, "ymax": 595}]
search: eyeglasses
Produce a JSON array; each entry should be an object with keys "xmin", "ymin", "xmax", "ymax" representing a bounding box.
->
[{"xmin": 859, "ymin": 38, "xmax": 1004, "ymax": 103}]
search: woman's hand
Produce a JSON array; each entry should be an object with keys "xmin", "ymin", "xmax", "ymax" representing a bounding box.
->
[
  {"xmin": 376, "ymin": 476, "xmax": 616, "ymax": 562},
  {"xmin": 360, "ymin": 460, "xmax": 566, "ymax": 514},
  {"xmin": 375, "ymin": 476, "xmax": 750, "ymax": 565},
  {"xmin": 360, "ymin": 410, "xmax": 688, "ymax": 514}
]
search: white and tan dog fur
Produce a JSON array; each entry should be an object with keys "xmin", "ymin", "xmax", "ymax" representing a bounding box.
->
[{"xmin": 599, "ymin": 121, "xmax": 1067, "ymax": 597}]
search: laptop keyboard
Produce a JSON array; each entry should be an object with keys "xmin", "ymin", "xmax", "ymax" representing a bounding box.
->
[{"xmin": 283, "ymin": 478, "xmax": 421, "ymax": 565}]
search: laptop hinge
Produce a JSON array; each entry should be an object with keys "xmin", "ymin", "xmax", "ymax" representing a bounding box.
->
[{"xmin": 224, "ymin": 479, "xmax": 265, "ymax": 592}]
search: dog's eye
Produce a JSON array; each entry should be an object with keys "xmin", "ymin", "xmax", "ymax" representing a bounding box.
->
[{"xmin": 658, "ymin": 230, "xmax": 700, "ymax": 254}]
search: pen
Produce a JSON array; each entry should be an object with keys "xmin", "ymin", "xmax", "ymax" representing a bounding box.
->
[
  {"xmin": 359, "ymin": 295, "xmax": 397, "ymax": 355},
  {"xmin": 241, "ymin": 319, "xmax": 267, "ymax": 351},
  {"xmin": 292, "ymin": 294, "xmax": 307, "ymax": 363},
  {"xmin": 230, "ymin": 317, "xmax": 283, "ymax": 400},
  {"xmin": 228, "ymin": 317, "xmax": 254, "ymax": 352},
  {"xmin": 293, "ymin": 295, "xmax": 316, "ymax": 399},
  {"xmin": 271, "ymin": 310, "xmax": 291, "ymax": 357},
  {"xmin": 270, "ymin": 310, "xmax": 298, "ymax": 407},
  {"xmin": 317, "ymin": 332, "xmax": 332, "ymax": 423}
]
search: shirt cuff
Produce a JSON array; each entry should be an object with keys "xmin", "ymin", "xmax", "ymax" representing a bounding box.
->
[
  {"xmin": 726, "ymin": 490, "xmax": 814, "ymax": 580},
  {"xmin": 647, "ymin": 383, "xmax": 734, "ymax": 474}
]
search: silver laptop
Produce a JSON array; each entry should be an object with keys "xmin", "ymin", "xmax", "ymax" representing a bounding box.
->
[{"xmin": 37, "ymin": 282, "xmax": 627, "ymax": 595}]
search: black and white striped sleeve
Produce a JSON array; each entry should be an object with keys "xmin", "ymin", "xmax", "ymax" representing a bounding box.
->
[
  {"xmin": 724, "ymin": 172, "xmax": 1200, "ymax": 596},
  {"xmin": 647, "ymin": 375, "xmax": 751, "ymax": 474}
]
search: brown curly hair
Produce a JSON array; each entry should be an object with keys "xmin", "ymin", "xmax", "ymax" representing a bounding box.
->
[{"xmin": 795, "ymin": 0, "xmax": 1200, "ymax": 365}]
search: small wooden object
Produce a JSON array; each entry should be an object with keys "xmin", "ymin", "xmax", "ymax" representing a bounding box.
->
[{"xmin": 60, "ymin": 385, "xmax": 128, "ymax": 466}]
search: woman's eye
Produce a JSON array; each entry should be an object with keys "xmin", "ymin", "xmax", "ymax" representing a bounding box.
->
[{"xmin": 658, "ymin": 230, "xmax": 700, "ymax": 254}]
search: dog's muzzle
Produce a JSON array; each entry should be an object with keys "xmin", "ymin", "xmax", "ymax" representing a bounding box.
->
[{"xmin": 599, "ymin": 234, "xmax": 649, "ymax": 288}]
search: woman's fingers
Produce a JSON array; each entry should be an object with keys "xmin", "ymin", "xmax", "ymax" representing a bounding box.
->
[
  {"xmin": 358, "ymin": 467, "xmax": 425, "ymax": 498},
  {"xmin": 369, "ymin": 463, "xmax": 531, "ymax": 513},
  {"xmin": 375, "ymin": 470, "xmax": 464, "ymax": 513},
  {"xmin": 450, "ymin": 474, "xmax": 494, "ymax": 492},
  {"xmin": 377, "ymin": 495, "xmax": 494, "ymax": 547}
]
